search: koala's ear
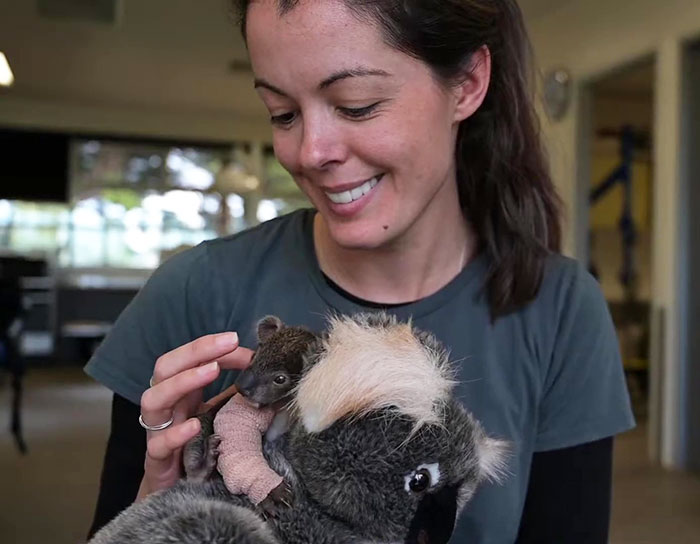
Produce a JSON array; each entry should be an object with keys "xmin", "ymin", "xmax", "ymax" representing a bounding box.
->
[
  {"xmin": 257, "ymin": 315, "xmax": 284, "ymax": 342},
  {"xmin": 477, "ymin": 436, "xmax": 509, "ymax": 484}
]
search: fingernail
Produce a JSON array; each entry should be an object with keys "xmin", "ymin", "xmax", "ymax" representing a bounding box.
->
[
  {"xmin": 198, "ymin": 361, "xmax": 219, "ymax": 375},
  {"xmin": 216, "ymin": 332, "xmax": 238, "ymax": 349},
  {"xmin": 187, "ymin": 418, "xmax": 200, "ymax": 434}
]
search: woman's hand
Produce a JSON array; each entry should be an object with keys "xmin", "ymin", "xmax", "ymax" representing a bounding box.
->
[{"xmin": 137, "ymin": 332, "xmax": 253, "ymax": 499}]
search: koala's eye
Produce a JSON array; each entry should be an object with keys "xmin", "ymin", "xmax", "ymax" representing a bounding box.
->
[
  {"xmin": 273, "ymin": 374, "xmax": 287, "ymax": 385},
  {"xmin": 404, "ymin": 463, "xmax": 440, "ymax": 495},
  {"xmin": 409, "ymin": 469, "xmax": 431, "ymax": 493}
]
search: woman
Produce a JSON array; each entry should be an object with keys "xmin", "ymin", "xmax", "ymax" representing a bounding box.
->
[{"xmin": 86, "ymin": 1, "xmax": 634, "ymax": 542}]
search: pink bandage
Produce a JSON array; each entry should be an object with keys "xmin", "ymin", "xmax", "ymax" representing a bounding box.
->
[{"xmin": 213, "ymin": 394, "xmax": 284, "ymax": 505}]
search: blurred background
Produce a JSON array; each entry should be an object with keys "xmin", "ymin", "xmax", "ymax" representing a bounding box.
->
[{"xmin": 0, "ymin": 0, "xmax": 698, "ymax": 542}]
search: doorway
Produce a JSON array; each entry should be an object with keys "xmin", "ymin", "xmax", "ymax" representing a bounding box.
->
[{"xmin": 586, "ymin": 59, "xmax": 655, "ymax": 432}]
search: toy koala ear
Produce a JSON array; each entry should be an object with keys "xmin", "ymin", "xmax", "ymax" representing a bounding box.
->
[
  {"xmin": 477, "ymin": 436, "xmax": 509, "ymax": 484},
  {"xmin": 257, "ymin": 315, "xmax": 284, "ymax": 342}
]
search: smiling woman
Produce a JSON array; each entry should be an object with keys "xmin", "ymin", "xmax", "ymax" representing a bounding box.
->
[
  {"xmin": 248, "ymin": 3, "xmax": 474, "ymax": 270},
  {"xmin": 239, "ymin": 0, "xmax": 559, "ymax": 310},
  {"xmin": 85, "ymin": 2, "xmax": 634, "ymax": 543}
]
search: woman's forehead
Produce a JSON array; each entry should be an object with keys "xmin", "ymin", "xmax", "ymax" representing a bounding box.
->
[
  {"xmin": 247, "ymin": 1, "xmax": 381, "ymax": 60},
  {"xmin": 245, "ymin": 0, "xmax": 420, "ymax": 93}
]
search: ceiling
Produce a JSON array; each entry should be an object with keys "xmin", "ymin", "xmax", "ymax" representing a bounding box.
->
[
  {"xmin": 0, "ymin": 0, "xmax": 567, "ymax": 123},
  {"xmin": 0, "ymin": 0, "xmax": 260, "ymax": 117}
]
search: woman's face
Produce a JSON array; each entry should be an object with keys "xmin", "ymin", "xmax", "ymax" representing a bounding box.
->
[{"xmin": 246, "ymin": 0, "xmax": 470, "ymax": 250}]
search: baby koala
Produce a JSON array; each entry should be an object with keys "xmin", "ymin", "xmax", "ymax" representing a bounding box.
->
[{"xmin": 183, "ymin": 316, "xmax": 318, "ymax": 517}]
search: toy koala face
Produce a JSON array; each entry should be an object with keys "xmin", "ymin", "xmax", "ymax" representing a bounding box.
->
[
  {"xmin": 288, "ymin": 402, "xmax": 494, "ymax": 543},
  {"xmin": 286, "ymin": 313, "xmax": 507, "ymax": 544}
]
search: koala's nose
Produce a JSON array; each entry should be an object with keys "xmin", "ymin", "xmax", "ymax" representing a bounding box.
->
[{"xmin": 235, "ymin": 370, "xmax": 257, "ymax": 397}]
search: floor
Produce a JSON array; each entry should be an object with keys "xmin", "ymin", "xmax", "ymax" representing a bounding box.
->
[{"xmin": 1, "ymin": 366, "xmax": 699, "ymax": 544}]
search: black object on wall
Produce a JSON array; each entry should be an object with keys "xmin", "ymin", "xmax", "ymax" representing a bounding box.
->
[{"xmin": 0, "ymin": 128, "xmax": 70, "ymax": 203}]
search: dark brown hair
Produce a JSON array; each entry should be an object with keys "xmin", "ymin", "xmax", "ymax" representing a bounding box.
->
[{"xmin": 233, "ymin": 0, "xmax": 563, "ymax": 318}]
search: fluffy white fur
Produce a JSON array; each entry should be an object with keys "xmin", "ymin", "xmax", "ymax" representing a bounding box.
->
[
  {"xmin": 294, "ymin": 314, "xmax": 455, "ymax": 434},
  {"xmin": 478, "ymin": 435, "xmax": 510, "ymax": 484}
]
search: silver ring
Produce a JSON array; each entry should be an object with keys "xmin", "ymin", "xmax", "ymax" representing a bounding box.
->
[
  {"xmin": 149, "ymin": 376, "xmax": 155, "ymax": 387},
  {"xmin": 139, "ymin": 414, "xmax": 174, "ymax": 431}
]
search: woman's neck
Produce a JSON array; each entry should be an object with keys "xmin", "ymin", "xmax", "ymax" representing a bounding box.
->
[{"xmin": 313, "ymin": 204, "xmax": 476, "ymax": 305}]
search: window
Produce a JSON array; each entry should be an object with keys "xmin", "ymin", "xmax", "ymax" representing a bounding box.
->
[{"xmin": 0, "ymin": 138, "xmax": 309, "ymax": 269}]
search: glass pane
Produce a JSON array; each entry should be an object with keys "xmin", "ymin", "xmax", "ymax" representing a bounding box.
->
[
  {"xmin": 72, "ymin": 140, "xmax": 168, "ymax": 194},
  {"xmin": 5, "ymin": 139, "xmax": 289, "ymax": 270},
  {"xmin": 166, "ymin": 148, "xmax": 225, "ymax": 190},
  {"xmin": 0, "ymin": 200, "xmax": 69, "ymax": 257}
]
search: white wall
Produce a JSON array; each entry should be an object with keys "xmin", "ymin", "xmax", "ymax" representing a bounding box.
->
[{"xmin": 529, "ymin": 0, "xmax": 700, "ymax": 469}]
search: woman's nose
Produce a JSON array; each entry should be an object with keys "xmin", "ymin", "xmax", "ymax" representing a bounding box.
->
[{"xmin": 297, "ymin": 116, "xmax": 346, "ymax": 171}]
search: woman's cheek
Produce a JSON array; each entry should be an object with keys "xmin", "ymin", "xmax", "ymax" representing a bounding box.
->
[{"xmin": 271, "ymin": 133, "xmax": 300, "ymax": 176}]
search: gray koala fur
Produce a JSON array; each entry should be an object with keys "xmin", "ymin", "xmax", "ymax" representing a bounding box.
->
[{"xmin": 89, "ymin": 312, "xmax": 507, "ymax": 544}]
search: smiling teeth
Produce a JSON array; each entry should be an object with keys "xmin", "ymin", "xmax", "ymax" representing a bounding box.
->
[{"xmin": 326, "ymin": 176, "xmax": 380, "ymax": 204}]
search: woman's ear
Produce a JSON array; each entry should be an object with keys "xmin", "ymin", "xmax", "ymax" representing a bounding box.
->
[{"xmin": 452, "ymin": 45, "xmax": 492, "ymax": 123}]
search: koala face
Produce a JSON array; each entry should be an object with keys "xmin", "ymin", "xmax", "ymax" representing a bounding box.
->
[
  {"xmin": 287, "ymin": 402, "xmax": 492, "ymax": 544},
  {"xmin": 235, "ymin": 366, "xmax": 296, "ymax": 406},
  {"xmin": 234, "ymin": 316, "xmax": 318, "ymax": 406}
]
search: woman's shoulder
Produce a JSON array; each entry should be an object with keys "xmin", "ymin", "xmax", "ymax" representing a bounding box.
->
[
  {"xmin": 539, "ymin": 253, "xmax": 604, "ymax": 308},
  {"xmin": 519, "ymin": 252, "xmax": 610, "ymax": 335}
]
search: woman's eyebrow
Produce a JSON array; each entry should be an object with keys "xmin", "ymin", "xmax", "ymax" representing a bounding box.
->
[
  {"xmin": 254, "ymin": 78, "xmax": 288, "ymax": 97},
  {"xmin": 318, "ymin": 67, "xmax": 392, "ymax": 90},
  {"xmin": 253, "ymin": 67, "xmax": 392, "ymax": 96}
]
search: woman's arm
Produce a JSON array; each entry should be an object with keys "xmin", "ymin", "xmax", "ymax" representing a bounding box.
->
[
  {"xmin": 516, "ymin": 437, "xmax": 614, "ymax": 543},
  {"xmin": 87, "ymin": 395, "xmax": 146, "ymax": 539}
]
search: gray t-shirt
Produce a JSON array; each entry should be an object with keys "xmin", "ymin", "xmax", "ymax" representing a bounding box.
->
[{"xmin": 85, "ymin": 208, "xmax": 635, "ymax": 543}]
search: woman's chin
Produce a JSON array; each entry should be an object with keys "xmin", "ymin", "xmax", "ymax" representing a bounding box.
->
[{"xmin": 323, "ymin": 219, "xmax": 395, "ymax": 251}]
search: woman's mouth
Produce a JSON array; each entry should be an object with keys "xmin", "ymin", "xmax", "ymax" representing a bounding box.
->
[{"xmin": 324, "ymin": 174, "xmax": 383, "ymax": 204}]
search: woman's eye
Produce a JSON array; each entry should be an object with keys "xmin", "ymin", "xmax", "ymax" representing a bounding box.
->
[
  {"xmin": 339, "ymin": 102, "xmax": 381, "ymax": 119},
  {"xmin": 408, "ymin": 468, "xmax": 431, "ymax": 493},
  {"xmin": 273, "ymin": 374, "xmax": 288, "ymax": 385},
  {"xmin": 270, "ymin": 112, "xmax": 297, "ymax": 126}
]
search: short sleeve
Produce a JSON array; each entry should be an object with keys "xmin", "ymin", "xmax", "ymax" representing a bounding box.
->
[
  {"xmin": 84, "ymin": 244, "xmax": 227, "ymax": 405},
  {"xmin": 534, "ymin": 264, "xmax": 635, "ymax": 451}
]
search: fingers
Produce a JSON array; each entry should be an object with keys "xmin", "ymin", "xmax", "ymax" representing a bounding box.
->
[
  {"xmin": 141, "ymin": 361, "xmax": 220, "ymax": 427},
  {"xmin": 138, "ymin": 332, "xmax": 254, "ymax": 497},
  {"xmin": 146, "ymin": 418, "xmax": 201, "ymax": 462},
  {"xmin": 216, "ymin": 346, "xmax": 255, "ymax": 370},
  {"xmin": 142, "ymin": 418, "xmax": 201, "ymax": 494},
  {"xmin": 151, "ymin": 332, "xmax": 239, "ymax": 385}
]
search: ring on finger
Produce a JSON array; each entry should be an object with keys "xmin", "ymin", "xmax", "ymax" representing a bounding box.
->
[
  {"xmin": 139, "ymin": 414, "xmax": 174, "ymax": 431},
  {"xmin": 149, "ymin": 375, "xmax": 155, "ymax": 387}
]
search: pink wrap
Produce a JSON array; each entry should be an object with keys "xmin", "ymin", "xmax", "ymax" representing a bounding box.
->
[{"xmin": 213, "ymin": 394, "xmax": 284, "ymax": 505}]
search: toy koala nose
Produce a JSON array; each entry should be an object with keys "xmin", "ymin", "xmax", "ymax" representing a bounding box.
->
[
  {"xmin": 405, "ymin": 483, "xmax": 459, "ymax": 544},
  {"xmin": 235, "ymin": 370, "xmax": 257, "ymax": 397}
]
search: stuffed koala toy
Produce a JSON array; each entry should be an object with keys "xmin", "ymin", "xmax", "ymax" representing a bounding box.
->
[{"xmin": 89, "ymin": 312, "xmax": 507, "ymax": 544}]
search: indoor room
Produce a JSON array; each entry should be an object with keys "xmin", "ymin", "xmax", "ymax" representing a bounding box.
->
[{"xmin": 1, "ymin": 1, "xmax": 699, "ymax": 543}]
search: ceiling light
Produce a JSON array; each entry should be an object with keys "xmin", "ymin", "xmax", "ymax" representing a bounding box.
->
[{"xmin": 0, "ymin": 52, "xmax": 14, "ymax": 87}]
